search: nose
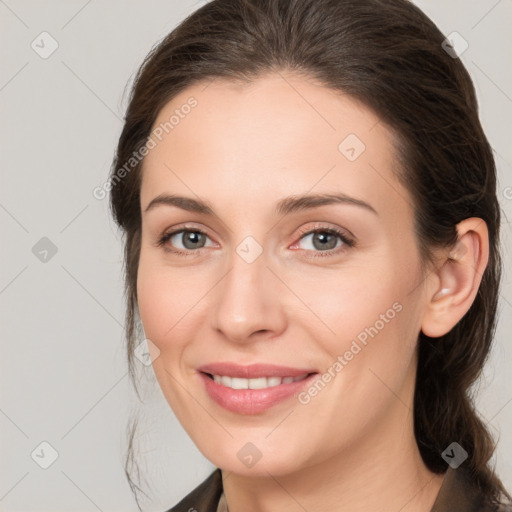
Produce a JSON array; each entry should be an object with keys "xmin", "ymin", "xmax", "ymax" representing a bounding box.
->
[{"xmin": 210, "ymin": 248, "xmax": 287, "ymax": 344}]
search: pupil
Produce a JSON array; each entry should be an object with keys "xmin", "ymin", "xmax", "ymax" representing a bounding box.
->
[
  {"xmin": 314, "ymin": 232, "xmax": 335, "ymax": 250},
  {"xmin": 184, "ymin": 231, "xmax": 204, "ymax": 249}
]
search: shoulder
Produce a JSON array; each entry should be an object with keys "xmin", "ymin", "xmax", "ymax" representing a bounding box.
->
[
  {"xmin": 164, "ymin": 468, "xmax": 223, "ymax": 512},
  {"xmin": 431, "ymin": 466, "xmax": 512, "ymax": 512}
]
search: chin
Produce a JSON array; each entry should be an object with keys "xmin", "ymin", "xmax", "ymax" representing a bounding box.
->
[{"xmin": 204, "ymin": 447, "xmax": 308, "ymax": 478}]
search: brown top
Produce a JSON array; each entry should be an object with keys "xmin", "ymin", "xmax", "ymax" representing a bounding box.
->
[{"xmin": 166, "ymin": 466, "xmax": 512, "ymax": 512}]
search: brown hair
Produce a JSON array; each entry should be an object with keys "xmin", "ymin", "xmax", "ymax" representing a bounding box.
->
[{"xmin": 109, "ymin": 0, "xmax": 511, "ymax": 507}]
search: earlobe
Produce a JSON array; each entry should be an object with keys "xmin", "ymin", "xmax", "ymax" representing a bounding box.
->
[{"xmin": 421, "ymin": 218, "xmax": 489, "ymax": 338}]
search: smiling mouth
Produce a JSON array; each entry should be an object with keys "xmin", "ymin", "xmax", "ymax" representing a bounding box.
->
[{"xmin": 203, "ymin": 372, "xmax": 316, "ymax": 390}]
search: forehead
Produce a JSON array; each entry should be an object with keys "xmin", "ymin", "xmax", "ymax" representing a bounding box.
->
[
  {"xmin": 147, "ymin": 71, "xmax": 387, "ymax": 160},
  {"xmin": 140, "ymin": 72, "xmax": 412, "ymax": 225}
]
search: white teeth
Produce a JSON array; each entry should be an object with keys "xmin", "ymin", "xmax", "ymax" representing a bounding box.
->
[
  {"xmin": 231, "ymin": 377, "xmax": 249, "ymax": 390},
  {"xmin": 210, "ymin": 374, "xmax": 309, "ymax": 389},
  {"xmin": 267, "ymin": 377, "xmax": 282, "ymax": 387}
]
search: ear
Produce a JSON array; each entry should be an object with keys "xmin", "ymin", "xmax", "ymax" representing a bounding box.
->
[{"xmin": 421, "ymin": 218, "xmax": 490, "ymax": 338}]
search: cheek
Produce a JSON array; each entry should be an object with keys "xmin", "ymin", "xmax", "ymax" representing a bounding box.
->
[
  {"xmin": 136, "ymin": 251, "xmax": 221, "ymax": 391},
  {"xmin": 136, "ymin": 254, "xmax": 206, "ymax": 415},
  {"xmin": 136, "ymin": 254, "xmax": 192, "ymax": 355},
  {"xmin": 305, "ymin": 254, "xmax": 423, "ymax": 401},
  {"xmin": 290, "ymin": 277, "xmax": 422, "ymax": 456},
  {"xmin": 296, "ymin": 249, "xmax": 423, "ymax": 381},
  {"xmin": 294, "ymin": 268, "xmax": 406, "ymax": 345},
  {"xmin": 136, "ymin": 242, "xmax": 200, "ymax": 336}
]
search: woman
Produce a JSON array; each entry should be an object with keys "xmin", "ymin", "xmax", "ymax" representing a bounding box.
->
[{"xmin": 109, "ymin": 0, "xmax": 512, "ymax": 510}]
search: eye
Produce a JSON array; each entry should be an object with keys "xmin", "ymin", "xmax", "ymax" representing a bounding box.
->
[
  {"xmin": 155, "ymin": 224, "xmax": 355, "ymax": 259},
  {"xmin": 291, "ymin": 225, "xmax": 355, "ymax": 258},
  {"xmin": 156, "ymin": 226, "xmax": 216, "ymax": 256}
]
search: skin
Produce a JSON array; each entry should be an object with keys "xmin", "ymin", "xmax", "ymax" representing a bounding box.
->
[{"xmin": 136, "ymin": 71, "xmax": 489, "ymax": 512}]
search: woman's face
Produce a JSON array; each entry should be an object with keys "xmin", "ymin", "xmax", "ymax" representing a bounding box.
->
[{"xmin": 137, "ymin": 72, "xmax": 433, "ymax": 476}]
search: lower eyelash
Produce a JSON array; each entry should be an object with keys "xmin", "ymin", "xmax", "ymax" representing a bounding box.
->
[{"xmin": 156, "ymin": 228, "xmax": 209, "ymax": 256}]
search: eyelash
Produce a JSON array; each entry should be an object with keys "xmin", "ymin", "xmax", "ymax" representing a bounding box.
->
[{"xmin": 156, "ymin": 224, "xmax": 356, "ymax": 259}]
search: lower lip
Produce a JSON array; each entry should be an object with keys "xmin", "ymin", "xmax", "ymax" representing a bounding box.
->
[{"xmin": 198, "ymin": 372, "xmax": 319, "ymax": 415}]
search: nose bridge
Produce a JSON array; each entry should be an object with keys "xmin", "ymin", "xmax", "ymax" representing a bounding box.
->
[{"xmin": 211, "ymin": 243, "xmax": 285, "ymax": 342}]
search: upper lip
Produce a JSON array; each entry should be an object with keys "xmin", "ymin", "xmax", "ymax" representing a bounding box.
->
[{"xmin": 198, "ymin": 362, "xmax": 318, "ymax": 379}]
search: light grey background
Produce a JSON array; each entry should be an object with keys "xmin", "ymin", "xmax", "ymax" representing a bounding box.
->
[{"xmin": 1, "ymin": 1, "xmax": 511, "ymax": 511}]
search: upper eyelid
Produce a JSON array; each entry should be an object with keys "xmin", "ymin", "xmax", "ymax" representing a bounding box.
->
[
  {"xmin": 295, "ymin": 222, "xmax": 354, "ymax": 239},
  {"xmin": 162, "ymin": 224, "xmax": 353, "ymax": 248}
]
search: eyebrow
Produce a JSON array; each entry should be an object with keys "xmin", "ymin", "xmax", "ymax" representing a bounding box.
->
[{"xmin": 143, "ymin": 192, "xmax": 378, "ymax": 216}]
